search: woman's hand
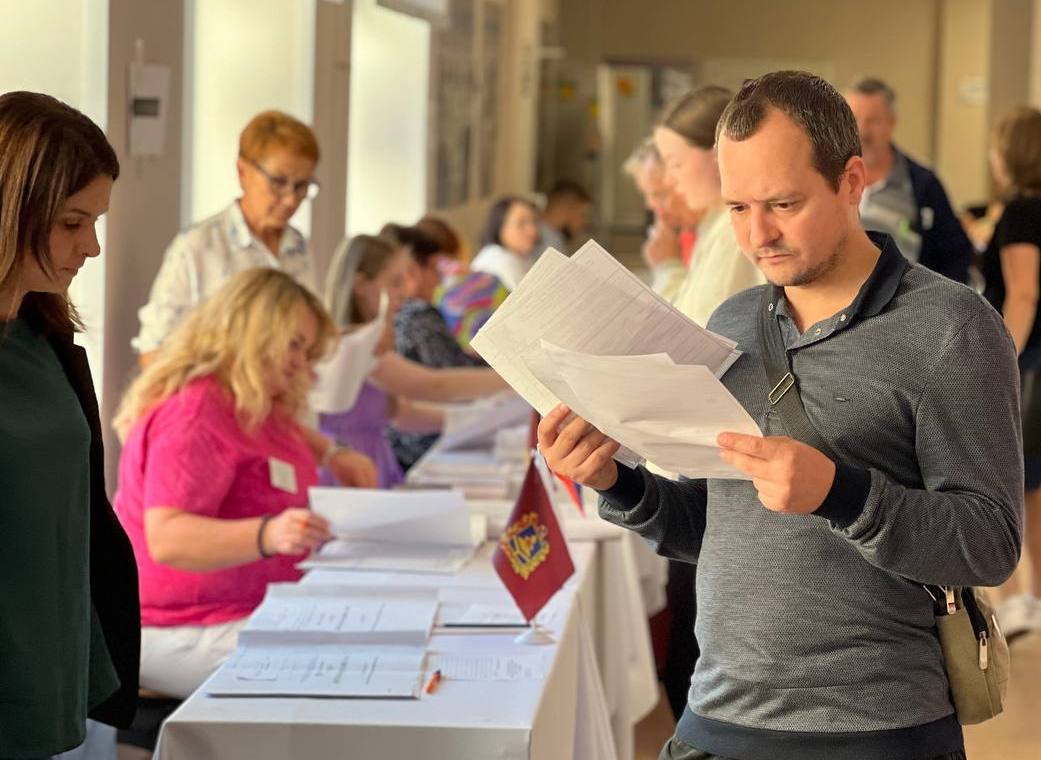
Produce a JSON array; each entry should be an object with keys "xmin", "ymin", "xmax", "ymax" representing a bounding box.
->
[
  {"xmin": 328, "ymin": 448, "xmax": 379, "ymax": 488},
  {"xmin": 261, "ymin": 508, "xmax": 332, "ymax": 556}
]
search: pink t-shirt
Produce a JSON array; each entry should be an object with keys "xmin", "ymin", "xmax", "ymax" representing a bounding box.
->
[{"xmin": 114, "ymin": 375, "xmax": 318, "ymax": 627}]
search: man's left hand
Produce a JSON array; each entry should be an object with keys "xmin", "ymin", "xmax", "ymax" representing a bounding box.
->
[{"xmin": 717, "ymin": 432, "xmax": 835, "ymax": 515}]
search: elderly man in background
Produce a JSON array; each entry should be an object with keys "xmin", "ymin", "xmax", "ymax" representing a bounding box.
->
[{"xmin": 845, "ymin": 77, "xmax": 973, "ymax": 282}]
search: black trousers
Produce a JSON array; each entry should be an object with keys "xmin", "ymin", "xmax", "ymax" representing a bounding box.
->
[
  {"xmin": 659, "ymin": 736, "xmax": 968, "ymax": 760},
  {"xmin": 662, "ymin": 559, "xmax": 699, "ymax": 720}
]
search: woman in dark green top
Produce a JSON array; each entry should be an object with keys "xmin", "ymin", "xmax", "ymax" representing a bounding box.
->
[{"xmin": 0, "ymin": 92, "xmax": 139, "ymax": 758}]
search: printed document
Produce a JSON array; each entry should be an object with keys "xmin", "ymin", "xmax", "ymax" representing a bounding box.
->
[{"xmin": 471, "ymin": 240, "xmax": 756, "ymax": 478}]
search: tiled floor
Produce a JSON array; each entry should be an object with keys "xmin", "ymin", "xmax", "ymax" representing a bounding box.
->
[{"xmin": 635, "ymin": 633, "xmax": 1041, "ymax": 760}]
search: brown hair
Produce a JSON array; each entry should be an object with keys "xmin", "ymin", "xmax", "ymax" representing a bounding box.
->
[
  {"xmin": 659, "ymin": 86, "xmax": 734, "ymax": 150},
  {"xmin": 717, "ymin": 71, "xmax": 862, "ymax": 191},
  {"xmin": 0, "ymin": 92, "xmax": 120, "ymax": 333},
  {"xmin": 239, "ymin": 110, "xmax": 320, "ymax": 164},
  {"xmin": 325, "ymin": 234, "xmax": 405, "ymax": 325},
  {"xmin": 416, "ymin": 216, "xmax": 466, "ymax": 259},
  {"xmin": 993, "ymin": 106, "xmax": 1041, "ymax": 195}
]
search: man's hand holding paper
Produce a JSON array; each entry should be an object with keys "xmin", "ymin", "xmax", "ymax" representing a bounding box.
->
[{"xmin": 717, "ymin": 432, "xmax": 836, "ymax": 514}]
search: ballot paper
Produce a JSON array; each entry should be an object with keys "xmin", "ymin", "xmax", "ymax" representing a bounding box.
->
[
  {"xmin": 435, "ymin": 392, "xmax": 532, "ymax": 453},
  {"xmin": 437, "ymin": 602, "xmax": 528, "ymax": 629},
  {"xmin": 526, "ymin": 342, "xmax": 762, "ymax": 479},
  {"xmin": 299, "ymin": 540, "xmax": 480, "ymax": 575},
  {"xmin": 205, "ymin": 645, "xmax": 426, "ymax": 698},
  {"xmin": 308, "ymin": 488, "xmax": 475, "ymax": 545},
  {"xmin": 310, "ymin": 291, "xmax": 389, "ymax": 413},
  {"xmin": 471, "ymin": 240, "xmax": 750, "ymax": 477},
  {"xmin": 425, "ymin": 651, "xmax": 552, "ymax": 681},
  {"xmin": 238, "ymin": 584, "xmax": 439, "ymax": 647}
]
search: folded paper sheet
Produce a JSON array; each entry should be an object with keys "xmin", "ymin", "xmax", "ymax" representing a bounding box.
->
[
  {"xmin": 527, "ymin": 342, "xmax": 761, "ymax": 479},
  {"xmin": 310, "ymin": 291, "xmax": 389, "ymax": 413},
  {"xmin": 470, "ymin": 240, "xmax": 755, "ymax": 477}
]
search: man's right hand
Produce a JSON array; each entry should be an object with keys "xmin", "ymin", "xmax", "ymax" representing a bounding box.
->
[
  {"xmin": 641, "ymin": 218, "xmax": 682, "ymax": 268},
  {"xmin": 537, "ymin": 404, "xmax": 620, "ymax": 491}
]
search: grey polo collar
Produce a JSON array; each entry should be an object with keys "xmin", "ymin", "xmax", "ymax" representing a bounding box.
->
[{"xmin": 771, "ymin": 233, "xmax": 909, "ymax": 345}]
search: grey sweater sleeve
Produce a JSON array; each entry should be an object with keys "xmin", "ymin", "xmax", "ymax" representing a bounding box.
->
[
  {"xmin": 597, "ymin": 466, "xmax": 709, "ymax": 564},
  {"xmin": 821, "ymin": 307, "xmax": 1024, "ymax": 587}
]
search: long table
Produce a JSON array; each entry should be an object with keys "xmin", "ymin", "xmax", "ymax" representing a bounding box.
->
[{"xmin": 155, "ymin": 531, "xmax": 657, "ymax": 760}]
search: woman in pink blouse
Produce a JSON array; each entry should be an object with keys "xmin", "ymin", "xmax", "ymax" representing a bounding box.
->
[{"xmin": 113, "ymin": 268, "xmax": 336, "ymax": 698}]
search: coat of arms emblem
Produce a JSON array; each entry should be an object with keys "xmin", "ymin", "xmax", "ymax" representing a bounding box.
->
[{"xmin": 498, "ymin": 511, "xmax": 551, "ymax": 580}]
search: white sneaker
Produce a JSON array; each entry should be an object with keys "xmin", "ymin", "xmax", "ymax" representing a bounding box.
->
[{"xmin": 995, "ymin": 593, "xmax": 1041, "ymax": 639}]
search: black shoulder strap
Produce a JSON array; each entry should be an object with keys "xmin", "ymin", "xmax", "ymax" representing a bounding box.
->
[{"xmin": 754, "ymin": 286, "xmax": 837, "ymax": 460}]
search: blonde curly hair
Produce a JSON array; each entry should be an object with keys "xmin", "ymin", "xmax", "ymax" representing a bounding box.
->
[{"xmin": 114, "ymin": 268, "xmax": 335, "ymax": 440}]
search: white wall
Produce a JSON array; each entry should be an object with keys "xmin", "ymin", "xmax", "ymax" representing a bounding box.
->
[
  {"xmin": 187, "ymin": 0, "xmax": 316, "ymax": 231},
  {"xmin": 0, "ymin": 0, "xmax": 109, "ymax": 390},
  {"xmin": 346, "ymin": 0, "xmax": 430, "ymax": 236}
]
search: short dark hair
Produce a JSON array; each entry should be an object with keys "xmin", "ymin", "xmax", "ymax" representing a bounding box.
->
[
  {"xmin": 480, "ymin": 196, "xmax": 537, "ymax": 249},
  {"xmin": 848, "ymin": 77, "xmax": 896, "ymax": 111},
  {"xmin": 546, "ymin": 179, "xmax": 591, "ymax": 206},
  {"xmin": 415, "ymin": 216, "xmax": 462, "ymax": 257},
  {"xmin": 379, "ymin": 222, "xmax": 441, "ymax": 265},
  {"xmin": 716, "ymin": 70, "xmax": 862, "ymax": 191}
]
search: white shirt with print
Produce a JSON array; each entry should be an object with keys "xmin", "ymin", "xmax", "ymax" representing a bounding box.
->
[{"xmin": 133, "ymin": 201, "xmax": 317, "ymax": 353}]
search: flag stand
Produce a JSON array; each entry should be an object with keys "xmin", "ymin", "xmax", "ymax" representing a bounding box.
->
[{"xmin": 514, "ymin": 623, "xmax": 555, "ymax": 645}]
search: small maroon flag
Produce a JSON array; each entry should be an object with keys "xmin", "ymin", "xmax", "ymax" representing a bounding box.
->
[{"xmin": 493, "ymin": 458, "xmax": 575, "ymax": 621}]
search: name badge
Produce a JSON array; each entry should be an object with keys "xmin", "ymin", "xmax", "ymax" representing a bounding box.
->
[{"xmin": 269, "ymin": 457, "xmax": 298, "ymax": 494}]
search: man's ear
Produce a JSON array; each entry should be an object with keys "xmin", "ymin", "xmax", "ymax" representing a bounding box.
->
[{"xmin": 842, "ymin": 155, "xmax": 868, "ymax": 206}]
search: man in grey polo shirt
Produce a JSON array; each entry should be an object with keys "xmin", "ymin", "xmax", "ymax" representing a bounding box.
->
[{"xmin": 538, "ymin": 71, "xmax": 1022, "ymax": 760}]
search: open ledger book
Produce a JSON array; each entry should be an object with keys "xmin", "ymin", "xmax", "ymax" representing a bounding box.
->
[
  {"xmin": 470, "ymin": 240, "xmax": 762, "ymax": 480},
  {"xmin": 205, "ymin": 585, "xmax": 437, "ymax": 698}
]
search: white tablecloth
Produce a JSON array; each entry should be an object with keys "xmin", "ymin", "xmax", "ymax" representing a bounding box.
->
[{"xmin": 156, "ymin": 542, "xmax": 623, "ymax": 760}]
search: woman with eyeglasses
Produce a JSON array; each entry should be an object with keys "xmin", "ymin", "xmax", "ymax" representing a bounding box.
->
[
  {"xmin": 134, "ymin": 110, "xmax": 321, "ymax": 366},
  {"xmin": 133, "ymin": 110, "xmax": 378, "ymax": 490}
]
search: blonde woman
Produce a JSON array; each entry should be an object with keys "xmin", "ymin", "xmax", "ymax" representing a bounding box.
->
[
  {"xmin": 0, "ymin": 91, "xmax": 138, "ymax": 758},
  {"xmin": 113, "ymin": 268, "xmax": 336, "ymax": 698}
]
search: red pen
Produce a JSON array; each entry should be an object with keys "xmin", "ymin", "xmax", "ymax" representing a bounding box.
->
[{"xmin": 424, "ymin": 669, "xmax": 442, "ymax": 695}]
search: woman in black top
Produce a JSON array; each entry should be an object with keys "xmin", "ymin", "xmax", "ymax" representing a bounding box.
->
[
  {"xmin": 0, "ymin": 92, "xmax": 139, "ymax": 757},
  {"xmin": 983, "ymin": 105, "xmax": 1041, "ymax": 638},
  {"xmin": 381, "ymin": 222, "xmax": 486, "ymax": 471}
]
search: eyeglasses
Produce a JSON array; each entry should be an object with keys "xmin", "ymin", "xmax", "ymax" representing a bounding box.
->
[{"xmin": 249, "ymin": 159, "xmax": 320, "ymax": 200}]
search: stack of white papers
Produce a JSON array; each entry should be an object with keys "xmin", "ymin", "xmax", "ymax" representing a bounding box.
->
[
  {"xmin": 435, "ymin": 391, "xmax": 532, "ymax": 453},
  {"xmin": 302, "ymin": 489, "xmax": 486, "ymax": 574},
  {"xmin": 310, "ymin": 291, "xmax": 389, "ymax": 414},
  {"xmin": 425, "ymin": 651, "xmax": 552, "ymax": 681},
  {"xmin": 206, "ymin": 645, "xmax": 427, "ymax": 698},
  {"xmin": 471, "ymin": 240, "xmax": 759, "ymax": 479},
  {"xmin": 405, "ymin": 450, "xmax": 525, "ymax": 499},
  {"xmin": 239, "ymin": 584, "xmax": 439, "ymax": 647},
  {"xmin": 206, "ymin": 584, "xmax": 437, "ymax": 699}
]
